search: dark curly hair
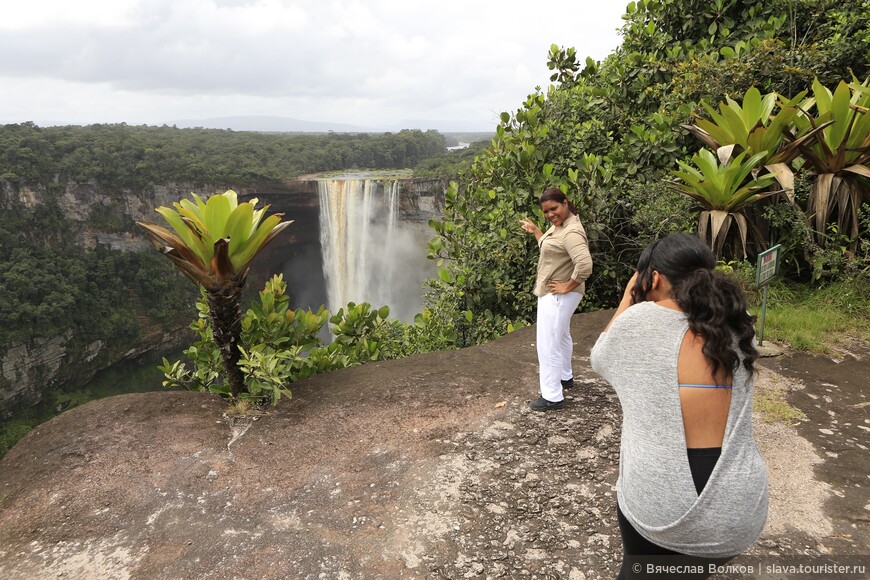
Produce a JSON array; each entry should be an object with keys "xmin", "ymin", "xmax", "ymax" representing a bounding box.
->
[{"xmin": 630, "ymin": 233, "xmax": 758, "ymax": 377}]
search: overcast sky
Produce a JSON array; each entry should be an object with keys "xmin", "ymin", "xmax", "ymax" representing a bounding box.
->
[{"xmin": 0, "ymin": 0, "xmax": 625, "ymax": 132}]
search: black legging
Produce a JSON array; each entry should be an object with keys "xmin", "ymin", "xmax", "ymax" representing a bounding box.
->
[{"xmin": 616, "ymin": 448, "xmax": 731, "ymax": 580}]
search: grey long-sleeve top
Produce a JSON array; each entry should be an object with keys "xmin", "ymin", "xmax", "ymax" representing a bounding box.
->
[{"xmin": 590, "ymin": 301, "xmax": 768, "ymax": 558}]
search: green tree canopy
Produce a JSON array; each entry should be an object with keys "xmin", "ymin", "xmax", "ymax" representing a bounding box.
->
[
  {"xmin": 427, "ymin": 0, "xmax": 870, "ymax": 345},
  {"xmin": 0, "ymin": 124, "xmax": 447, "ymax": 191}
]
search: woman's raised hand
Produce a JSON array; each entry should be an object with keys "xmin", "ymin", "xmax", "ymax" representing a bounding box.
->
[
  {"xmin": 620, "ymin": 272, "xmax": 640, "ymax": 304},
  {"xmin": 520, "ymin": 218, "xmax": 541, "ymax": 236},
  {"xmin": 604, "ymin": 272, "xmax": 642, "ymax": 332}
]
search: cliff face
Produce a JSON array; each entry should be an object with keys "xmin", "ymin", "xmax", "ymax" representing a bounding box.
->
[
  {"xmin": 0, "ymin": 330, "xmax": 185, "ymax": 416},
  {"xmin": 0, "ymin": 180, "xmax": 250, "ymax": 414},
  {"xmin": 3, "ymin": 181, "xmax": 269, "ymax": 250},
  {"xmin": 0, "ymin": 177, "xmax": 445, "ymax": 413},
  {"xmin": 1, "ymin": 333, "xmax": 71, "ymax": 408}
]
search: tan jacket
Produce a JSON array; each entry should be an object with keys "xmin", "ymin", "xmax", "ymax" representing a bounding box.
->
[{"xmin": 534, "ymin": 213, "xmax": 593, "ymax": 297}]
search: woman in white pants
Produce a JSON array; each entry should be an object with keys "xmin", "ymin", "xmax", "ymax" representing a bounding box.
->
[{"xmin": 520, "ymin": 188, "xmax": 593, "ymax": 411}]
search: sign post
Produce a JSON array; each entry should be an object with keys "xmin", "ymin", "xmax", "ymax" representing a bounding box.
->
[{"xmin": 755, "ymin": 244, "xmax": 782, "ymax": 345}]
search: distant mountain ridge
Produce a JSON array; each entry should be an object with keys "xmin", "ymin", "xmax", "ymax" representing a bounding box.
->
[
  {"xmin": 172, "ymin": 115, "xmax": 379, "ymax": 133},
  {"xmin": 172, "ymin": 115, "xmax": 495, "ymax": 134}
]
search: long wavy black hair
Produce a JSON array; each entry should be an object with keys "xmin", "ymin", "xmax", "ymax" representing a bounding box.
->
[{"xmin": 630, "ymin": 233, "xmax": 758, "ymax": 377}]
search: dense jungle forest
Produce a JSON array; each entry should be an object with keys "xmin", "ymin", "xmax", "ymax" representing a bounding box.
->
[
  {"xmin": 2, "ymin": 0, "xmax": 869, "ymax": 453},
  {"xmin": 0, "ymin": 124, "xmax": 448, "ymax": 189}
]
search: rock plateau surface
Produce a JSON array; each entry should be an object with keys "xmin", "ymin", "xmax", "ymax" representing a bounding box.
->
[{"xmin": 0, "ymin": 310, "xmax": 866, "ymax": 579}]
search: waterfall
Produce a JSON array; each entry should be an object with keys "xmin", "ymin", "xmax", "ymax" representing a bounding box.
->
[
  {"xmin": 317, "ymin": 179, "xmax": 405, "ymax": 318},
  {"xmin": 383, "ymin": 180, "xmax": 399, "ymax": 287}
]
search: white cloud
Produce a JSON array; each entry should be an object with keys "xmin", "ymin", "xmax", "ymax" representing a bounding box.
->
[
  {"xmin": 0, "ymin": 0, "xmax": 625, "ymax": 130},
  {"xmin": 0, "ymin": 0, "xmax": 139, "ymax": 28}
]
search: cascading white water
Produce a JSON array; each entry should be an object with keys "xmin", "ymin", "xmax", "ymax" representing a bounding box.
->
[
  {"xmin": 383, "ymin": 180, "xmax": 399, "ymax": 287},
  {"xmin": 318, "ymin": 179, "xmax": 411, "ymax": 319}
]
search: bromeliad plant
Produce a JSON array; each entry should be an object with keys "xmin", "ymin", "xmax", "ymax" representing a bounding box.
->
[
  {"xmin": 786, "ymin": 77, "xmax": 870, "ymax": 245},
  {"xmin": 676, "ymin": 79, "xmax": 870, "ymax": 260},
  {"xmin": 671, "ymin": 149, "xmax": 779, "ymax": 257},
  {"xmin": 161, "ymin": 275, "xmax": 328, "ymax": 404},
  {"xmin": 683, "ymin": 87, "xmax": 797, "ymax": 163},
  {"xmin": 680, "ymin": 86, "xmax": 828, "ymax": 198},
  {"xmin": 137, "ymin": 190, "xmax": 292, "ymax": 399}
]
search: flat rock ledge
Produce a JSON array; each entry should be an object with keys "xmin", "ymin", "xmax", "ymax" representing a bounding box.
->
[{"xmin": 0, "ymin": 311, "xmax": 859, "ymax": 579}]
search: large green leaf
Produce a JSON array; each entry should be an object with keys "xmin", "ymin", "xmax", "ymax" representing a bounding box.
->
[
  {"xmin": 136, "ymin": 221, "xmax": 207, "ymax": 271},
  {"xmin": 231, "ymin": 214, "xmax": 289, "ymax": 271},
  {"xmin": 729, "ymin": 151, "xmax": 770, "ymax": 191},
  {"xmin": 827, "ymin": 81, "xmax": 853, "ymax": 151},
  {"xmin": 760, "ymin": 91, "xmax": 777, "ymax": 123},
  {"xmin": 174, "ymin": 203, "xmax": 210, "ymax": 249},
  {"xmin": 792, "ymin": 77, "xmax": 870, "ymax": 171},
  {"xmin": 687, "ymin": 87, "xmax": 797, "ymax": 165},
  {"xmin": 746, "ymin": 127, "xmax": 769, "ymax": 158},
  {"xmin": 688, "ymin": 120, "xmax": 727, "ymax": 149},
  {"xmin": 155, "ymin": 206, "xmax": 210, "ymax": 266},
  {"xmin": 223, "ymin": 189, "xmax": 239, "ymax": 210},
  {"xmin": 671, "ymin": 149, "xmax": 772, "ymax": 211},
  {"xmin": 764, "ymin": 107, "xmax": 799, "ymax": 163},
  {"xmin": 739, "ymin": 87, "xmax": 762, "ymax": 131},
  {"xmin": 700, "ymin": 102, "xmax": 737, "ymax": 144},
  {"xmin": 177, "ymin": 198, "xmax": 206, "ymax": 224},
  {"xmin": 726, "ymin": 177, "xmax": 778, "ymax": 211},
  {"xmin": 190, "ymin": 193, "xmax": 208, "ymax": 214},
  {"xmin": 251, "ymin": 204, "xmax": 268, "ymax": 232},
  {"xmin": 224, "ymin": 202, "xmax": 255, "ymax": 255},
  {"xmin": 203, "ymin": 193, "xmax": 233, "ymax": 239},
  {"xmin": 813, "ymin": 78, "xmax": 832, "ymax": 114}
]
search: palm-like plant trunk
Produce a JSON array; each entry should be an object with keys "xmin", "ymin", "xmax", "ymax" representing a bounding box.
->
[{"xmin": 207, "ymin": 277, "xmax": 246, "ymax": 398}]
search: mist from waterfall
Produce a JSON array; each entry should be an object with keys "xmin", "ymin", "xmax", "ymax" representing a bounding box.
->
[{"xmin": 317, "ymin": 179, "xmax": 430, "ymax": 322}]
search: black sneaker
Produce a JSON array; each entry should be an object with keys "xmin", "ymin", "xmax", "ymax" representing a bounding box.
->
[
  {"xmin": 561, "ymin": 377, "xmax": 575, "ymax": 390},
  {"xmin": 528, "ymin": 396, "xmax": 565, "ymax": 412}
]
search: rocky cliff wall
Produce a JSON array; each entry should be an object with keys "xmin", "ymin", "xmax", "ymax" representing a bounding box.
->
[
  {"xmin": 0, "ymin": 330, "xmax": 186, "ymax": 417},
  {"xmin": 2, "ymin": 180, "xmax": 268, "ymax": 250},
  {"xmin": 0, "ymin": 180, "xmax": 247, "ymax": 414},
  {"xmin": 1, "ymin": 333, "xmax": 71, "ymax": 409},
  {"xmin": 2, "ymin": 177, "xmax": 443, "ymax": 247}
]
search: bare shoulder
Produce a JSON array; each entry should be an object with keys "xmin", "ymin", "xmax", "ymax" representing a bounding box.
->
[
  {"xmin": 682, "ymin": 328, "xmax": 705, "ymax": 351},
  {"xmin": 679, "ymin": 328, "xmax": 730, "ymax": 383}
]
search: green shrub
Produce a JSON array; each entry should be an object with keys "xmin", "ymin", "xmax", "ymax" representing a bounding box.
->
[
  {"xmin": 0, "ymin": 418, "xmax": 40, "ymax": 457},
  {"xmin": 160, "ymin": 275, "xmax": 410, "ymax": 405}
]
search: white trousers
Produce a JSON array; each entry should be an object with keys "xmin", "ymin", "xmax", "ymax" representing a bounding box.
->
[{"xmin": 536, "ymin": 292, "xmax": 582, "ymax": 402}]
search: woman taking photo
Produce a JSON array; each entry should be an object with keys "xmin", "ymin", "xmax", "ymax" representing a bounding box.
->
[
  {"xmin": 520, "ymin": 188, "xmax": 593, "ymax": 412},
  {"xmin": 590, "ymin": 233, "xmax": 768, "ymax": 579}
]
